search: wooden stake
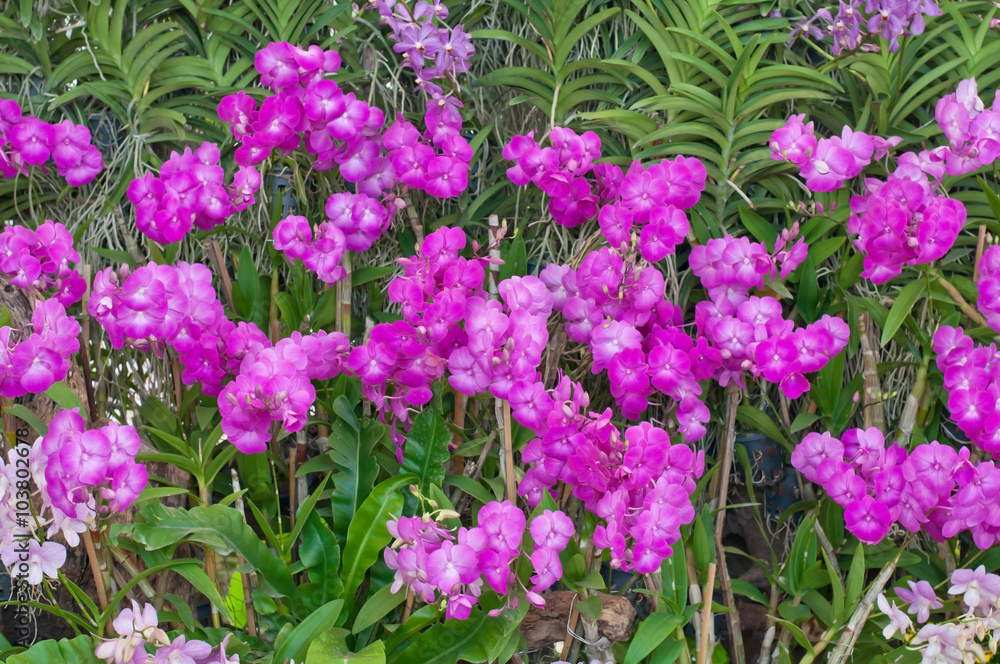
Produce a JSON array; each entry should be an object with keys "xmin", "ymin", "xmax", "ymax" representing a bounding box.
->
[
  {"xmin": 231, "ymin": 469, "xmax": 257, "ymax": 637},
  {"xmin": 974, "ymin": 224, "xmax": 988, "ymax": 284},
  {"xmin": 696, "ymin": 562, "xmax": 717, "ymax": 664},
  {"xmin": 204, "ymin": 240, "xmax": 234, "ymax": 311}
]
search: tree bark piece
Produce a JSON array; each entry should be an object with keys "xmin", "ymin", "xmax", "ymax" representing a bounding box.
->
[{"xmin": 521, "ymin": 591, "xmax": 635, "ymax": 651}]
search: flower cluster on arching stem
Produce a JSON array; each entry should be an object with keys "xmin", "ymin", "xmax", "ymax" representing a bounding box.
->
[{"xmin": 95, "ymin": 601, "xmax": 239, "ymax": 664}]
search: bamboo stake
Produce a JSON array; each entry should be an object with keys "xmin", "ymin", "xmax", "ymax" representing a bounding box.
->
[
  {"xmin": 199, "ymin": 482, "xmax": 221, "ymax": 629},
  {"xmin": 78, "ymin": 264, "xmax": 98, "ymax": 426},
  {"xmin": 336, "ymin": 253, "xmax": 352, "ymax": 338},
  {"xmin": 857, "ymin": 312, "xmax": 885, "ymax": 431},
  {"xmin": 713, "ymin": 386, "xmax": 744, "ymax": 664},
  {"xmin": 696, "ymin": 562, "xmax": 717, "ymax": 664},
  {"xmin": 974, "ymin": 224, "xmax": 988, "ymax": 284},
  {"xmin": 231, "ymin": 469, "xmax": 257, "ymax": 637},
  {"xmin": 204, "ymin": 240, "xmax": 234, "ymax": 311},
  {"xmin": 83, "ymin": 529, "xmax": 109, "ymax": 613}
]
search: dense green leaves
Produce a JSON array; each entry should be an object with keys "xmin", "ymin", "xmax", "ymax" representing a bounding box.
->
[{"xmin": 401, "ymin": 409, "xmax": 452, "ymax": 497}]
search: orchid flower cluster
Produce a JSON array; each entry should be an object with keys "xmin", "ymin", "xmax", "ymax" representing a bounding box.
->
[
  {"xmin": 503, "ymin": 127, "xmax": 705, "ymax": 232},
  {"xmin": 218, "ymin": 329, "xmax": 349, "ymax": 453},
  {"xmin": 127, "ymin": 142, "xmax": 258, "ymax": 245},
  {"xmin": 95, "ymin": 601, "xmax": 238, "ymax": 664},
  {"xmin": 369, "ymin": 0, "xmax": 475, "ymax": 95},
  {"xmin": 89, "ymin": 260, "xmax": 352, "ymax": 453},
  {"xmin": 349, "ymin": 226, "xmax": 489, "ymax": 449},
  {"xmin": 0, "ymin": 293, "xmax": 81, "ymax": 399},
  {"xmin": 771, "ymin": 79, "xmax": 982, "ymax": 284},
  {"xmin": 933, "ymin": 78, "xmax": 1000, "ymax": 176},
  {"xmin": 977, "ymin": 245, "xmax": 1000, "ymax": 335},
  {"xmin": 0, "ymin": 99, "xmax": 104, "ymax": 186},
  {"xmin": 791, "ymin": 419, "xmax": 1000, "ymax": 547},
  {"xmin": 90, "ymin": 262, "xmax": 229, "ymax": 388},
  {"xmin": 540, "ymin": 229, "xmax": 833, "ymax": 430},
  {"xmin": 932, "ymin": 325, "xmax": 1000, "ymax": 455},
  {"xmin": 794, "ymin": 0, "xmax": 943, "ymax": 54},
  {"xmin": 877, "ymin": 569, "xmax": 1000, "ymax": 664},
  {"xmin": 0, "ymin": 221, "xmax": 86, "ymax": 398},
  {"xmin": 221, "ymin": 39, "xmax": 473, "ymax": 285},
  {"xmin": 0, "ymin": 220, "xmax": 87, "ymax": 306},
  {"xmin": 0, "ymin": 409, "xmax": 146, "ymax": 585},
  {"xmin": 518, "ymin": 396, "xmax": 704, "ymax": 573},
  {"xmin": 384, "ymin": 501, "xmax": 573, "ymax": 619}
]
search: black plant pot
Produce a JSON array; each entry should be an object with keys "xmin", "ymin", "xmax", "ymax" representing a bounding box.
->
[
  {"xmin": 734, "ymin": 433, "xmax": 784, "ymax": 487},
  {"xmin": 265, "ymin": 168, "xmax": 298, "ymax": 217},
  {"xmin": 763, "ymin": 467, "xmax": 802, "ymax": 522}
]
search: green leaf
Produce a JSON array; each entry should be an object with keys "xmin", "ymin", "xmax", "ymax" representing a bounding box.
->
[
  {"xmin": 392, "ymin": 606, "xmax": 509, "ymax": 664},
  {"xmin": 6, "ymin": 403, "xmax": 48, "ymax": 436},
  {"xmin": 881, "ymin": 280, "xmax": 924, "ymax": 346},
  {"xmin": 846, "ymin": 542, "xmax": 865, "ymax": 606},
  {"xmin": 352, "ymin": 584, "xmax": 406, "ymax": 635},
  {"xmin": 771, "ymin": 617, "xmax": 813, "ymax": 652},
  {"xmin": 300, "ymin": 512, "xmax": 345, "ymax": 605},
  {"xmin": 624, "ymin": 614, "xmax": 684, "ymax": 664},
  {"xmin": 443, "ymin": 474, "xmax": 495, "ymax": 505},
  {"xmin": 119, "ymin": 502, "xmax": 295, "ymax": 597},
  {"xmin": 736, "ymin": 406, "xmax": 791, "ymax": 452},
  {"xmin": 340, "ymin": 474, "xmax": 415, "ymax": 611},
  {"xmin": 0, "ymin": 305, "xmax": 12, "ymax": 329},
  {"xmin": 330, "ymin": 417, "xmax": 381, "ymax": 545},
  {"xmin": 91, "ymin": 247, "xmax": 137, "ymax": 268},
  {"xmin": 352, "ymin": 265, "xmax": 396, "ymax": 287},
  {"xmin": 738, "ymin": 207, "xmax": 778, "ymax": 251},
  {"xmin": 576, "ymin": 595, "xmax": 603, "ymax": 620},
  {"xmin": 7, "ymin": 635, "xmax": 102, "ymax": 664},
  {"xmin": 307, "ymin": 632, "xmax": 385, "ymax": 664},
  {"xmin": 272, "ymin": 599, "xmax": 346, "ymax": 664},
  {"xmin": 731, "ymin": 579, "xmax": 769, "ymax": 606},
  {"xmin": 692, "ymin": 503, "xmax": 715, "ymax": 578},
  {"xmin": 402, "ymin": 409, "xmax": 452, "ymax": 496},
  {"xmin": 790, "ymin": 412, "xmax": 820, "ymax": 432},
  {"xmin": 44, "ymin": 381, "xmax": 84, "ymax": 411}
]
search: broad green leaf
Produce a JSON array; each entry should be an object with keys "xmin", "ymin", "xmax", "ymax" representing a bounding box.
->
[
  {"xmin": 91, "ymin": 247, "xmax": 137, "ymax": 267},
  {"xmin": 735, "ymin": 406, "xmax": 791, "ymax": 452},
  {"xmin": 7, "ymin": 635, "xmax": 102, "ymax": 664},
  {"xmin": 307, "ymin": 632, "xmax": 385, "ymax": 664},
  {"xmin": 402, "ymin": 409, "xmax": 451, "ymax": 496},
  {"xmin": 846, "ymin": 542, "xmax": 865, "ymax": 606},
  {"xmin": 272, "ymin": 600, "xmax": 346, "ymax": 664},
  {"xmin": 340, "ymin": 474, "xmax": 415, "ymax": 611},
  {"xmin": 692, "ymin": 504, "xmax": 715, "ymax": 578},
  {"xmin": 6, "ymin": 403, "xmax": 47, "ymax": 436},
  {"xmin": 731, "ymin": 579, "xmax": 769, "ymax": 606},
  {"xmin": 392, "ymin": 606, "xmax": 508, "ymax": 664},
  {"xmin": 352, "ymin": 584, "xmax": 406, "ymax": 635},
  {"xmin": 624, "ymin": 614, "xmax": 684, "ymax": 664},
  {"xmin": 300, "ymin": 512, "xmax": 345, "ymax": 606},
  {"xmin": 120, "ymin": 502, "xmax": 295, "ymax": 597},
  {"xmin": 738, "ymin": 207, "xmax": 778, "ymax": 250},
  {"xmin": 790, "ymin": 412, "xmax": 820, "ymax": 432},
  {"xmin": 330, "ymin": 416, "xmax": 381, "ymax": 545},
  {"xmin": 881, "ymin": 280, "xmax": 924, "ymax": 345},
  {"xmin": 44, "ymin": 381, "xmax": 84, "ymax": 411}
]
